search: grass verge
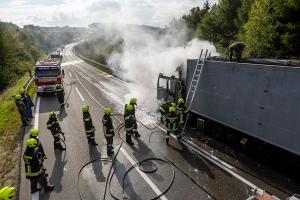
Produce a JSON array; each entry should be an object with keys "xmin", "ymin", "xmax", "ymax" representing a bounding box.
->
[{"xmin": 0, "ymin": 74, "xmax": 36, "ymax": 187}]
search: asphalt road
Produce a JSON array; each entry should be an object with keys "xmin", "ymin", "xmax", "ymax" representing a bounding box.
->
[{"xmin": 18, "ymin": 43, "xmax": 291, "ymax": 200}]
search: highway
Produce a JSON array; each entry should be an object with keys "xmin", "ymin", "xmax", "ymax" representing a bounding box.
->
[{"xmin": 18, "ymin": 43, "xmax": 292, "ymax": 200}]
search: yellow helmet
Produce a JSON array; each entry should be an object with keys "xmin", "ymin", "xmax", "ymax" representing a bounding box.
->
[
  {"xmin": 104, "ymin": 107, "xmax": 112, "ymax": 115},
  {"xmin": 178, "ymin": 98, "xmax": 185, "ymax": 104},
  {"xmin": 19, "ymin": 88, "xmax": 25, "ymax": 93},
  {"xmin": 26, "ymin": 138, "xmax": 38, "ymax": 148},
  {"xmin": 126, "ymin": 104, "xmax": 133, "ymax": 111},
  {"xmin": 130, "ymin": 98, "xmax": 137, "ymax": 105},
  {"xmin": 15, "ymin": 94, "xmax": 21, "ymax": 100},
  {"xmin": 29, "ymin": 129, "xmax": 40, "ymax": 137},
  {"xmin": 81, "ymin": 105, "xmax": 89, "ymax": 112},
  {"xmin": 0, "ymin": 186, "xmax": 16, "ymax": 200},
  {"xmin": 169, "ymin": 107, "xmax": 176, "ymax": 113},
  {"xmin": 49, "ymin": 111, "xmax": 56, "ymax": 117}
]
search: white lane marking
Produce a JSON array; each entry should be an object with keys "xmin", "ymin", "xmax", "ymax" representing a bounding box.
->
[
  {"xmin": 85, "ymin": 76, "xmax": 91, "ymax": 81},
  {"xmin": 75, "ymin": 87, "xmax": 85, "ymax": 101},
  {"xmin": 32, "ymin": 97, "xmax": 41, "ymax": 200},
  {"xmin": 121, "ymin": 148, "xmax": 168, "ymax": 200},
  {"xmin": 71, "ymin": 48, "xmax": 127, "ymax": 84},
  {"xmin": 69, "ymin": 71, "xmax": 72, "ymax": 78},
  {"xmin": 73, "ymin": 68, "xmax": 124, "ymax": 105},
  {"xmin": 72, "ymin": 67, "xmax": 168, "ymax": 200}
]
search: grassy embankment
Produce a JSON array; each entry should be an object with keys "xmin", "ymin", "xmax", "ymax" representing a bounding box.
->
[{"xmin": 0, "ymin": 74, "xmax": 36, "ymax": 187}]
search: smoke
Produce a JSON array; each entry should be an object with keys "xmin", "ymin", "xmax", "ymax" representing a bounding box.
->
[{"xmin": 103, "ymin": 23, "xmax": 218, "ymax": 111}]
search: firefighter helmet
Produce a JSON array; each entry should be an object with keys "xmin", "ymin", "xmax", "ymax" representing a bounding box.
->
[
  {"xmin": 26, "ymin": 138, "xmax": 38, "ymax": 148},
  {"xmin": 49, "ymin": 111, "xmax": 56, "ymax": 117},
  {"xmin": 130, "ymin": 98, "xmax": 137, "ymax": 105},
  {"xmin": 169, "ymin": 107, "xmax": 176, "ymax": 113},
  {"xmin": 29, "ymin": 129, "xmax": 40, "ymax": 137},
  {"xmin": 81, "ymin": 105, "xmax": 89, "ymax": 112},
  {"xmin": 104, "ymin": 107, "xmax": 112, "ymax": 115},
  {"xmin": 15, "ymin": 94, "xmax": 22, "ymax": 100},
  {"xmin": 178, "ymin": 98, "xmax": 185, "ymax": 104},
  {"xmin": 19, "ymin": 88, "xmax": 25, "ymax": 93},
  {"xmin": 0, "ymin": 186, "xmax": 16, "ymax": 200},
  {"xmin": 171, "ymin": 103, "xmax": 176, "ymax": 107},
  {"xmin": 126, "ymin": 104, "xmax": 133, "ymax": 111}
]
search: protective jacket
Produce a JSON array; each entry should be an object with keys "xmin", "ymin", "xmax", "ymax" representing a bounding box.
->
[
  {"xmin": 47, "ymin": 116, "xmax": 61, "ymax": 136},
  {"xmin": 166, "ymin": 112, "xmax": 179, "ymax": 132},
  {"xmin": 55, "ymin": 86, "xmax": 65, "ymax": 104},
  {"xmin": 124, "ymin": 109, "xmax": 134, "ymax": 132},
  {"xmin": 29, "ymin": 136, "xmax": 46, "ymax": 158},
  {"xmin": 176, "ymin": 103, "xmax": 189, "ymax": 125},
  {"xmin": 102, "ymin": 114, "xmax": 114, "ymax": 137},
  {"xmin": 83, "ymin": 111, "xmax": 95, "ymax": 134},
  {"xmin": 15, "ymin": 99, "xmax": 26, "ymax": 113},
  {"xmin": 23, "ymin": 147, "xmax": 43, "ymax": 179}
]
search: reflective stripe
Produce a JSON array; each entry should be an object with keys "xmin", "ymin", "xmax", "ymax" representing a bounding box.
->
[
  {"xmin": 84, "ymin": 117, "xmax": 91, "ymax": 121},
  {"xmin": 26, "ymin": 169, "xmax": 43, "ymax": 177},
  {"xmin": 86, "ymin": 129, "xmax": 95, "ymax": 133},
  {"xmin": 125, "ymin": 115, "xmax": 133, "ymax": 120},
  {"xmin": 125, "ymin": 127, "xmax": 133, "ymax": 131},
  {"xmin": 23, "ymin": 155, "xmax": 32, "ymax": 160}
]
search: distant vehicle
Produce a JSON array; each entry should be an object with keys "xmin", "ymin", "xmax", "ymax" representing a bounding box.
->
[{"xmin": 34, "ymin": 61, "xmax": 63, "ymax": 95}]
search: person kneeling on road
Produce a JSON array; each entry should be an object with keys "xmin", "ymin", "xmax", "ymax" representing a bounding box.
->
[
  {"xmin": 54, "ymin": 84, "xmax": 65, "ymax": 109},
  {"xmin": 124, "ymin": 104, "xmax": 135, "ymax": 145},
  {"xmin": 102, "ymin": 107, "xmax": 115, "ymax": 155},
  {"xmin": 23, "ymin": 138, "xmax": 54, "ymax": 194},
  {"xmin": 165, "ymin": 106, "xmax": 179, "ymax": 145},
  {"xmin": 47, "ymin": 112, "xmax": 66, "ymax": 151},
  {"xmin": 0, "ymin": 186, "xmax": 16, "ymax": 200},
  {"xmin": 82, "ymin": 105, "xmax": 98, "ymax": 146}
]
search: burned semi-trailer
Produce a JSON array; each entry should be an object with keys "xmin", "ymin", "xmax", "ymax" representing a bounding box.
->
[{"xmin": 157, "ymin": 50, "xmax": 300, "ymax": 156}]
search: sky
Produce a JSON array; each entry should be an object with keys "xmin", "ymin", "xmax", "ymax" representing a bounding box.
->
[{"xmin": 0, "ymin": 0, "xmax": 218, "ymax": 27}]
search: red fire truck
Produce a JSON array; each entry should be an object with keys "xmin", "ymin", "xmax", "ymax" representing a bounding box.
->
[{"xmin": 34, "ymin": 61, "xmax": 63, "ymax": 95}]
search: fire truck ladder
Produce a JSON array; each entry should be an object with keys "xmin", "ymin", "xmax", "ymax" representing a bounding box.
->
[{"xmin": 182, "ymin": 49, "xmax": 209, "ymax": 134}]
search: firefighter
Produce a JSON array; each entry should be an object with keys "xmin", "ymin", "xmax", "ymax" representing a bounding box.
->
[
  {"xmin": 125, "ymin": 98, "xmax": 140, "ymax": 137},
  {"xmin": 82, "ymin": 105, "xmax": 98, "ymax": 146},
  {"xmin": 47, "ymin": 112, "xmax": 65, "ymax": 151},
  {"xmin": 228, "ymin": 42, "xmax": 245, "ymax": 62},
  {"xmin": 102, "ymin": 107, "xmax": 115, "ymax": 154},
  {"xmin": 15, "ymin": 94, "xmax": 28, "ymax": 126},
  {"xmin": 124, "ymin": 104, "xmax": 135, "ymax": 145},
  {"xmin": 20, "ymin": 88, "xmax": 34, "ymax": 120},
  {"xmin": 160, "ymin": 102, "xmax": 176, "ymax": 124},
  {"xmin": 54, "ymin": 84, "xmax": 65, "ymax": 109},
  {"xmin": 176, "ymin": 98, "xmax": 189, "ymax": 135},
  {"xmin": 23, "ymin": 138, "xmax": 54, "ymax": 193},
  {"xmin": 165, "ymin": 107, "xmax": 179, "ymax": 145},
  {"xmin": 0, "ymin": 186, "xmax": 16, "ymax": 200}
]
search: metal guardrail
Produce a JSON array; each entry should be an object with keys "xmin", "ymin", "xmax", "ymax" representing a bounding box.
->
[
  {"xmin": 72, "ymin": 45, "xmax": 122, "ymax": 76},
  {"xmin": 23, "ymin": 74, "xmax": 35, "ymax": 93}
]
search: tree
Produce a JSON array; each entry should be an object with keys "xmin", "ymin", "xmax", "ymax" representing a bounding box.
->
[
  {"xmin": 243, "ymin": 0, "xmax": 300, "ymax": 58},
  {"xmin": 197, "ymin": 0, "xmax": 243, "ymax": 47},
  {"xmin": 182, "ymin": 1, "xmax": 210, "ymax": 31}
]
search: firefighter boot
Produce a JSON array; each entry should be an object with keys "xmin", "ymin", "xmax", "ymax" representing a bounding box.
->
[
  {"xmin": 126, "ymin": 132, "xmax": 134, "ymax": 145},
  {"xmin": 134, "ymin": 131, "xmax": 141, "ymax": 138}
]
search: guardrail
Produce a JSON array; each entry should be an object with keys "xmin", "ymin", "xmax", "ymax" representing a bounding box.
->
[
  {"xmin": 23, "ymin": 74, "xmax": 35, "ymax": 93},
  {"xmin": 72, "ymin": 45, "xmax": 122, "ymax": 77}
]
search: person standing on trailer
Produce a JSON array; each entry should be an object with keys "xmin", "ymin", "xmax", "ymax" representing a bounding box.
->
[
  {"xmin": 228, "ymin": 42, "xmax": 245, "ymax": 62},
  {"xmin": 82, "ymin": 105, "xmax": 98, "ymax": 146},
  {"xmin": 47, "ymin": 112, "xmax": 66, "ymax": 151},
  {"xmin": 102, "ymin": 107, "xmax": 115, "ymax": 154}
]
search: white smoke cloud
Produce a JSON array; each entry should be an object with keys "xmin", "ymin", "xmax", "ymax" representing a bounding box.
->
[{"xmin": 103, "ymin": 23, "xmax": 218, "ymax": 111}]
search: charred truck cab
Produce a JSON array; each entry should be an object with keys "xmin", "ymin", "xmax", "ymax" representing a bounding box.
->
[{"xmin": 35, "ymin": 61, "xmax": 62, "ymax": 95}]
